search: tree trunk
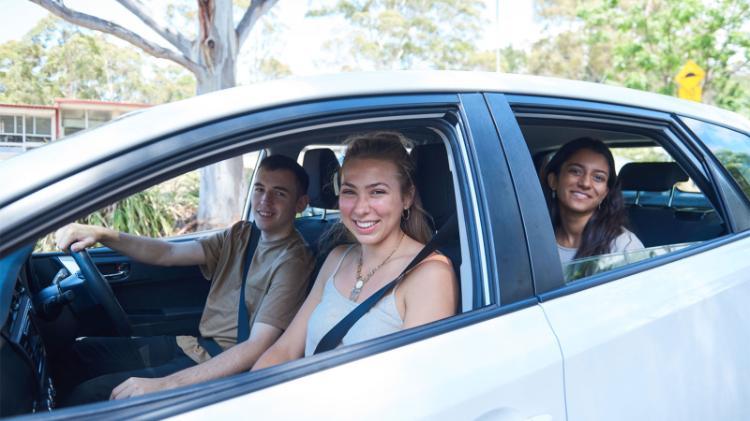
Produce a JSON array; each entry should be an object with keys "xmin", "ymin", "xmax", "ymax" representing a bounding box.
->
[
  {"xmin": 29, "ymin": 0, "xmax": 278, "ymax": 229},
  {"xmin": 194, "ymin": 0, "xmax": 248, "ymax": 230}
]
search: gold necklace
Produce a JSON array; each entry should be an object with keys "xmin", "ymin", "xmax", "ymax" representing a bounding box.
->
[{"xmin": 349, "ymin": 233, "xmax": 405, "ymax": 301}]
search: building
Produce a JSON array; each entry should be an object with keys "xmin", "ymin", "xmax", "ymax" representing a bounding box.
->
[{"xmin": 0, "ymin": 99, "xmax": 148, "ymax": 159}]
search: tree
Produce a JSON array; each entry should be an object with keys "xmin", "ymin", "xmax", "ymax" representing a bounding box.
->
[
  {"xmin": 308, "ymin": 0, "xmax": 490, "ymax": 71},
  {"xmin": 579, "ymin": 0, "xmax": 749, "ymax": 109},
  {"xmin": 0, "ymin": 17, "xmax": 194, "ymax": 105},
  {"xmin": 529, "ymin": 0, "xmax": 750, "ymax": 117},
  {"xmin": 29, "ymin": 0, "xmax": 279, "ymax": 228}
]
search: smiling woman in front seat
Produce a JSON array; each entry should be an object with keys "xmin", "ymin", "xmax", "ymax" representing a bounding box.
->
[
  {"xmin": 253, "ymin": 131, "xmax": 457, "ymax": 369},
  {"xmin": 543, "ymin": 137, "xmax": 644, "ymax": 264}
]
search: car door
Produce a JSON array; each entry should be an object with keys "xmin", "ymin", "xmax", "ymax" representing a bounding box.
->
[
  {"xmin": 500, "ymin": 94, "xmax": 750, "ymax": 420},
  {"xmin": 28, "ymin": 92, "xmax": 567, "ymax": 419},
  {"xmin": 141, "ymin": 93, "xmax": 566, "ymax": 420}
]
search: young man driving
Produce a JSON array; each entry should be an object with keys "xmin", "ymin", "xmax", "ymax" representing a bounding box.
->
[{"xmin": 54, "ymin": 155, "xmax": 314, "ymax": 405}]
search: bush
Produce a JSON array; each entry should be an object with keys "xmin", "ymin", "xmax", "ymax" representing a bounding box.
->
[{"xmin": 36, "ymin": 171, "xmax": 200, "ymax": 252}]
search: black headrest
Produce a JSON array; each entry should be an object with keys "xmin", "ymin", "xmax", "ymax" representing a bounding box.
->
[
  {"xmin": 619, "ymin": 162, "xmax": 688, "ymax": 191},
  {"xmin": 412, "ymin": 143, "xmax": 455, "ymax": 229},
  {"xmin": 302, "ymin": 148, "xmax": 340, "ymax": 209}
]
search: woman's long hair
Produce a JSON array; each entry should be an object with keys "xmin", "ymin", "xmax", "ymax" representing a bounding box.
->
[
  {"xmin": 319, "ymin": 131, "xmax": 433, "ymax": 254},
  {"xmin": 542, "ymin": 137, "xmax": 627, "ymax": 259}
]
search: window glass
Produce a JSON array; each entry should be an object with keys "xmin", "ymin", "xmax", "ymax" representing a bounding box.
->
[
  {"xmin": 36, "ymin": 151, "xmax": 259, "ymax": 251},
  {"xmin": 521, "ymin": 119, "xmax": 726, "ymax": 284},
  {"xmin": 1, "ymin": 115, "xmax": 15, "ymax": 133},
  {"xmin": 62, "ymin": 110, "xmax": 86, "ymax": 131},
  {"xmin": 682, "ymin": 117, "xmax": 750, "ymax": 201},
  {"xmin": 36, "ymin": 117, "xmax": 52, "ymax": 136}
]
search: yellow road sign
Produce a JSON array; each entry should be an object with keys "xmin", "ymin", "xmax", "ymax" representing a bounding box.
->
[{"xmin": 675, "ymin": 60, "xmax": 705, "ymax": 102}]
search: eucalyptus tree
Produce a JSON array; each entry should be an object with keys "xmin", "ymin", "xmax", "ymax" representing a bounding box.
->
[{"xmin": 30, "ymin": 0, "xmax": 279, "ymax": 228}]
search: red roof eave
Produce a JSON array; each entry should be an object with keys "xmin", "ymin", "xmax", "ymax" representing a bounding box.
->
[
  {"xmin": 0, "ymin": 103, "xmax": 57, "ymax": 111},
  {"xmin": 53, "ymin": 98, "xmax": 150, "ymax": 108}
]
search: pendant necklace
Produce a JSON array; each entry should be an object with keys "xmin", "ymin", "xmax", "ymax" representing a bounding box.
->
[{"xmin": 350, "ymin": 233, "xmax": 405, "ymax": 302}]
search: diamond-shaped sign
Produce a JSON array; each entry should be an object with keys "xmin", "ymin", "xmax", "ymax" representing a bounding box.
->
[{"xmin": 675, "ymin": 60, "xmax": 705, "ymax": 102}]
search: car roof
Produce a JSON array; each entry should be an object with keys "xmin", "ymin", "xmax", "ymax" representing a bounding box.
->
[{"xmin": 2, "ymin": 71, "xmax": 748, "ymax": 207}]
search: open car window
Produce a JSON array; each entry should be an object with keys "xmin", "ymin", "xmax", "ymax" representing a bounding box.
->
[{"xmin": 517, "ymin": 114, "xmax": 728, "ymax": 284}]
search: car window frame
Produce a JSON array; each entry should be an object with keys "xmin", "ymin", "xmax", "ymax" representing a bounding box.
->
[{"xmin": 503, "ymin": 94, "xmax": 741, "ymax": 298}]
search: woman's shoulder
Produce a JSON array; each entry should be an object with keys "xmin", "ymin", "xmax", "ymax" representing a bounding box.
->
[
  {"xmin": 323, "ymin": 243, "xmax": 355, "ymax": 266},
  {"xmin": 403, "ymin": 252, "xmax": 455, "ymax": 287}
]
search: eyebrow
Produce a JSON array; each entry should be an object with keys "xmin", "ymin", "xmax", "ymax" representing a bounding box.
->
[
  {"xmin": 254, "ymin": 182, "xmax": 291, "ymax": 193},
  {"xmin": 341, "ymin": 181, "xmax": 390, "ymax": 189},
  {"xmin": 567, "ymin": 162, "xmax": 608, "ymax": 175}
]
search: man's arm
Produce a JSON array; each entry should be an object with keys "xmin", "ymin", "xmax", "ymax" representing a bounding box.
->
[
  {"xmin": 55, "ymin": 223, "xmax": 206, "ymax": 267},
  {"xmin": 110, "ymin": 322, "xmax": 282, "ymax": 400}
]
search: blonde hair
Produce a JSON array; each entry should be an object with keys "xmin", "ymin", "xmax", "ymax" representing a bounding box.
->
[{"xmin": 321, "ymin": 131, "xmax": 433, "ymax": 252}]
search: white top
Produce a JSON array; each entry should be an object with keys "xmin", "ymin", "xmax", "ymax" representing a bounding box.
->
[
  {"xmin": 304, "ymin": 246, "xmax": 403, "ymax": 356},
  {"xmin": 557, "ymin": 228, "xmax": 644, "ymax": 264}
]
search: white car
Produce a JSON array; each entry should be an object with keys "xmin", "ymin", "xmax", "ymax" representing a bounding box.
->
[{"xmin": 1, "ymin": 72, "xmax": 749, "ymax": 420}]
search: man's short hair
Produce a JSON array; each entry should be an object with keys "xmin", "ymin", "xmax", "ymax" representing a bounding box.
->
[{"xmin": 258, "ymin": 155, "xmax": 309, "ymax": 198}]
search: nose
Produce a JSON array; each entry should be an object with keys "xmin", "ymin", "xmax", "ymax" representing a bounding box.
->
[
  {"xmin": 260, "ymin": 190, "xmax": 274, "ymax": 204},
  {"xmin": 353, "ymin": 195, "xmax": 370, "ymax": 215},
  {"xmin": 577, "ymin": 173, "xmax": 592, "ymax": 189}
]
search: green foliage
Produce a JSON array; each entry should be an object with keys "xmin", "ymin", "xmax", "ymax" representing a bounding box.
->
[
  {"xmin": 714, "ymin": 149, "xmax": 750, "ymax": 199},
  {"xmin": 308, "ymin": 0, "xmax": 490, "ymax": 70},
  {"xmin": 35, "ymin": 171, "xmax": 200, "ymax": 252},
  {"xmin": 530, "ymin": 0, "xmax": 750, "ymax": 117},
  {"xmin": 0, "ymin": 16, "xmax": 195, "ymax": 105}
]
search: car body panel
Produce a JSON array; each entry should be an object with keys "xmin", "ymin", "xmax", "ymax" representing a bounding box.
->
[
  {"xmin": 168, "ymin": 305, "xmax": 565, "ymax": 421},
  {"xmin": 542, "ymin": 234, "xmax": 750, "ymax": 420}
]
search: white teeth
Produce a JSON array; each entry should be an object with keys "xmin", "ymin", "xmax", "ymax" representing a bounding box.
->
[
  {"xmin": 355, "ymin": 221, "xmax": 376, "ymax": 228},
  {"xmin": 258, "ymin": 211, "xmax": 273, "ymax": 217}
]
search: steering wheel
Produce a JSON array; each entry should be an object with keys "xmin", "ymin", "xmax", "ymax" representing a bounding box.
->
[{"xmin": 71, "ymin": 249, "xmax": 132, "ymax": 336}]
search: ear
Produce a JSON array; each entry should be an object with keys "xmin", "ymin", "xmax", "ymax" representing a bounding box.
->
[
  {"xmin": 546, "ymin": 172, "xmax": 558, "ymax": 191},
  {"xmin": 403, "ymin": 186, "xmax": 415, "ymax": 210},
  {"xmin": 295, "ymin": 194, "xmax": 309, "ymax": 213}
]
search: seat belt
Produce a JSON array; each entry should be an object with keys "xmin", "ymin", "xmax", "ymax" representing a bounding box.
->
[
  {"xmin": 314, "ymin": 214, "xmax": 458, "ymax": 355},
  {"xmin": 199, "ymin": 222, "xmax": 261, "ymax": 357}
]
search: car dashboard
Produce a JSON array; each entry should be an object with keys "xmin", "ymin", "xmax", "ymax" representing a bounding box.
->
[{"xmin": 0, "ymin": 248, "xmax": 55, "ymax": 416}]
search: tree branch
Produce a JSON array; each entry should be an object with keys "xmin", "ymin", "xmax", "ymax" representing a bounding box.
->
[
  {"xmin": 29, "ymin": 0, "xmax": 200, "ymax": 74},
  {"xmin": 236, "ymin": 0, "xmax": 279, "ymax": 48},
  {"xmin": 115, "ymin": 0, "xmax": 193, "ymax": 58}
]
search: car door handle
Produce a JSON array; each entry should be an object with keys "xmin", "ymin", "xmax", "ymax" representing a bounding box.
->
[{"xmin": 102, "ymin": 263, "xmax": 130, "ymax": 281}]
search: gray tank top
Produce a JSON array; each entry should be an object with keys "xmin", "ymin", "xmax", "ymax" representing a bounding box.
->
[{"xmin": 304, "ymin": 245, "xmax": 403, "ymax": 356}]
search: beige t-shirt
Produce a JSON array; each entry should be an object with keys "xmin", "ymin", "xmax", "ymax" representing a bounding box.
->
[{"xmin": 177, "ymin": 221, "xmax": 314, "ymax": 363}]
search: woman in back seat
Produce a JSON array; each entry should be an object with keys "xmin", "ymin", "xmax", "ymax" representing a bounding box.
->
[
  {"xmin": 254, "ymin": 131, "xmax": 457, "ymax": 368},
  {"xmin": 543, "ymin": 137, "xmax": 644, "ymax": 264}
]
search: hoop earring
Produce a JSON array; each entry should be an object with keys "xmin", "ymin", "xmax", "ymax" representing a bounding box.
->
[{"xmin": 402, "ymin": 208, "xmax": 411, "ymax": 221}]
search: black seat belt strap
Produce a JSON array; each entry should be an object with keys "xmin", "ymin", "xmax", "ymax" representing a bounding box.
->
[
  {"xmin": 237, "ymin": 223, "xmax": 261, "ymax": 342},
  {"xmin": 199, "ymin": 222, "xmax": 260, "ymax": 358},
  {"xmin": 314, "ymin": 214, "xmax": 458, "ymax": 355}
]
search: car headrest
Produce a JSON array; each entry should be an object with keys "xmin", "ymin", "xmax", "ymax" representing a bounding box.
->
[
  {"xmin": 412, "ymin": 143, "xmax": 455, "ymax": 229},
  {"xmin": 619, "ymin": 162, "xmax": 688, "ymax": 191},
  {"xmin": 302, "ymin": 148, "xmax": 340, "ymax": 209}
]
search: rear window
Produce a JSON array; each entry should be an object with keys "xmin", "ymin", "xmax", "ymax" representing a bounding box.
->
[{"xmin": 682, "ymin": 117, "xmax": 750, "ymax": 201}]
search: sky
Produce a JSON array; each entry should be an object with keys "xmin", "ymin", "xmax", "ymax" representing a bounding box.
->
[{"xmin": 0, "ymin": 0, "xmax": 542, "ymax": 78}]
